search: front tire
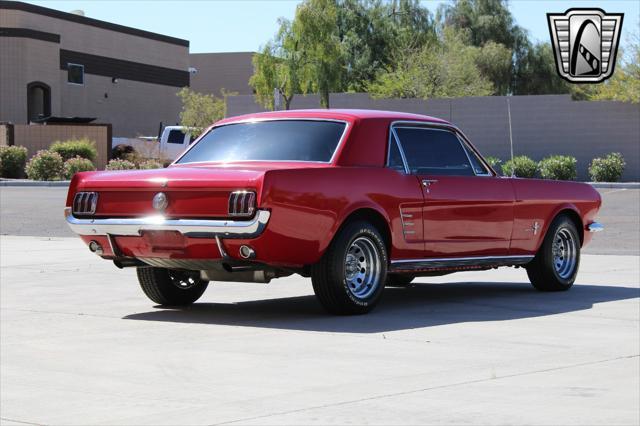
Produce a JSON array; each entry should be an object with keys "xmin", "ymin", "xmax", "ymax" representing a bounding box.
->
[
  {"xmin": 137, "ymin": 267, "xmax": 208, "ymax": 306},
  {"xmin": 526, "ymin": 215, "xmax": 580, "ymax": 291},
  {"xmin": 311, "ymin": 221, "xmax": 388, "ymax": 315}
]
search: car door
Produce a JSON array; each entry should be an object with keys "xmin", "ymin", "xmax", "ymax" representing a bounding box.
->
[{"xmin": 392, "ymin": 123, "xmax": 515, "ymax": 257}]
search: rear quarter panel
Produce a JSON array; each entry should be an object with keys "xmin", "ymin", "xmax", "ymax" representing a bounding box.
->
[
  {"xmin": 510, "ymin": 179, "xmax": 601, "ymax": 254},
  {"xmin": 229, "ymin": 167, "xmax": 424, "ymax": 267}
]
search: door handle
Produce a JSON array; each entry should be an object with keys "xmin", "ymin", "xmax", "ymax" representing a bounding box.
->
[{"xmin": 422, "ymin": 179, "xmax": 438, "ymax": 193}]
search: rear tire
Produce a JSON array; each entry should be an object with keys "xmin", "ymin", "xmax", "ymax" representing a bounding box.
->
[
  {"xmin": 385, "ymin": 274, "xmax": 415, "ymax": 287},
  {"xmin": 526, "ymin": 215, "xmax": 580, "ymax": 291},
  {"xmin": 311, "ymin": 221, "xmax": 388, "ymax": 315},
  {"xmin": 137, "ymin": 267, "xmax": 208, "ymax": 306}
]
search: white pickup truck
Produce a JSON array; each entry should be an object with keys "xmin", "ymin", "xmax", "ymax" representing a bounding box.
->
[{"xmin": 112, "ymin": 126, "xmax": 195, "ymax": 162}]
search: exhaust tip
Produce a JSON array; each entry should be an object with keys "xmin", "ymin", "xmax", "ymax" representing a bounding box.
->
[
  {"xmin": 88, "ymin": 240, "xmax": 104, "ymax": 256},
  {"xmin": 239, "ymin": 245, "xmax": 255, "ymax": 259}
]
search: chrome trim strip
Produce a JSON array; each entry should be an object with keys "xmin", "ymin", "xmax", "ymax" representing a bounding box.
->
[
  {"xmin": 587, "ymin": 222, "xmax": 604, "ymax": 233},
  {"xmin": 64, "ymin": 208, "xmax": 271, "ymax": 239},
  {"xmin": 387, "ymin": 128, "xmax": 410, "ymax": 174},
  {"xmin": 389, "ymin": 255, "xmax": 534, "ymax": 272},
  {"xmin": 174, "ymin": 118, "xmax": 351, "ymax": 166},
  {"xmin": 391, "ymin": 255, "xmax": 533, "ymax": 264},
  {"xmin": 215, "ymin": 235, "xmax": 229, "ymax": 258}
]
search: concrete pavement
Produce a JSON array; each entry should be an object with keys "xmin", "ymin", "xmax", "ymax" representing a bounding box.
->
[{"xmin": 1, "ymin": 236, "xmax": 638, "ymax": 425}]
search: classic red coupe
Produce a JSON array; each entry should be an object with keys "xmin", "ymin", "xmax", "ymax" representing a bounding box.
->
[{"xmin": 65, "ymin": 109, "xmax": 603, "ymax": 314}]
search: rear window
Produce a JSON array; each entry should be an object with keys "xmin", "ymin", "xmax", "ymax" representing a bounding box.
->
[{"xmin": 176, "ymin": 120, "xmax": 346, "ymax": 164}]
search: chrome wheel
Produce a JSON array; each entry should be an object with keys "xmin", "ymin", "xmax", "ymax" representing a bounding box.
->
[
  {"xmin": 168, "ymin": 270, "xmax": 199, "ymax": 290},
  {"xmin": 344, "ymin": 236, "xmax": 382, "ymax": 300},
  {"xmin": 552, "ymin": 228, "xmax": 577, "ymax": 279}
]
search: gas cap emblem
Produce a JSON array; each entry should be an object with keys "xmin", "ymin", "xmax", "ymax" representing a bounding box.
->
[{"xmin": 152, "ymin": 192, "xmax": 168, "ymax": 212}]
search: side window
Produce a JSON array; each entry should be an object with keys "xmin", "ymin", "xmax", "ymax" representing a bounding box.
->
[
  {"xmin": 167, "ymin": 130, "xmax": 185, "ymax": 144},
  {"xmin": 394, "ymin": 127, "xmax": 473, "ymax": 176},
  {"xmin": 460, "ymin": 138, "xmax": 491, "ymax": 175},
  {"xmin": 387, "ymin": 134, "xmax": 406, "ymax": 173}
]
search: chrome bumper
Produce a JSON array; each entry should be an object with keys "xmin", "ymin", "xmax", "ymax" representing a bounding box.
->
[
  {"xmin": 587, "ymin": 222, "xmax": 604, "ymax": 233},
  {"xmin": 64, "ymin": 207, "xmax": 270, "ymax": 238}
]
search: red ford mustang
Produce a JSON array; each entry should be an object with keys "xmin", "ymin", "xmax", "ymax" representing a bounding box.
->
[{"xmin": 65, "ymin": 109, "xmax": 603, "ymax": 314}]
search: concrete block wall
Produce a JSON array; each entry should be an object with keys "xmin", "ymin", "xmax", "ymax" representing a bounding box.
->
[{"xmin": 227, "ymin": 94, "xmax": 640, "ymax": 181}]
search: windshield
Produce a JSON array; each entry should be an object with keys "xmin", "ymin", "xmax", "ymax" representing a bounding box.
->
[{"xmin": 176, "ymin": 120, "xmax": 347, "ymax": 164}]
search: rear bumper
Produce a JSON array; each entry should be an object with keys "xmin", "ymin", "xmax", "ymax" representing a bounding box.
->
[{"xmin": 64, "ymin": 207, "xmax": 270, "ymax": 239}]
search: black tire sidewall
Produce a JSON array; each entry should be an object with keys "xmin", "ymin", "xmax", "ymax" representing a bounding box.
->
[{"xmin": 538, "ymin": 217, "xmax": 581, "ymax": 288}]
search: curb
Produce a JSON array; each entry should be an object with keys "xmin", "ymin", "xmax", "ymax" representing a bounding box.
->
[
  {"xmin": 0, "ymin": 180, "xmax": 71, "ymax": 187},
  {"xmin": 588, "ymin": 182, "xmax": 640, "ymax": 189}
]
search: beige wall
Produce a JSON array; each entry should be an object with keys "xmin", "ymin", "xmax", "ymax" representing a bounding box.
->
[
  {"xmin": 190, "ymin": 52, "xmax": 254, "ymax": 96},
  {"xmin": 12, "ymin": 124, "xmax": 111, "ymax": 170},
  {"xmin": 0, "ymin": 37, "xmax": 62, "ymax": 125},
  {"xmin": 0, "ymin": 124, "xmax": 9, "ymax": 147},
  {"xmin": 0, "ymin": 7, "xmax": 188, "ymax": 137},
  {"xmin": 0, "ymin": 9, "xmax": 188, "ymax": 69}
]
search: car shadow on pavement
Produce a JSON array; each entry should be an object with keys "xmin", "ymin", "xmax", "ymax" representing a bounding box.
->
[{"xmin": 122, "ymin": 282, "xmax": 640, "ymax": 333}]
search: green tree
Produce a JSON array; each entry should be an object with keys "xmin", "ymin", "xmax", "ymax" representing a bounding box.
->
[
  {"xmin": 438, "ymin": 0, "xmax": 520, "ymax": 48},
  {"xmin": 574, "ymin": 35, "xmax": 640, "ymax": 103},
  {"xmin": 437, "ymin": 0, "xmax": 536, "ymax": 95},
  {"xmin": 337, "ymin": 0, "xmax": 437, "ymax": 91},
  {"xmin": 292, "ymin": 0, "xmax": 343, "ymax": 108},
  {"xmin": 176, "ymin": 88, "xmax": 227, "ymax": 135},
  {"xmin": 249, "ymin": 19, "xmax": 301, "ymax": 110},
  {"xmin": 369, "ymin": 28, "xmax": 493, "ymax": 99},
  {"xmin": 512, "ymin": 42, "xmax": 570, "ymax": 95}
]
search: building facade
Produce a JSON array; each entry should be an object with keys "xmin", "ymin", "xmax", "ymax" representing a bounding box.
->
[
  {"xmin": 189, "ymin": 52, "xmax": 255, "ymax": 97},
  {"xmin": 0, "ymin": 1, "xmax": 190, "ymax": 136}
]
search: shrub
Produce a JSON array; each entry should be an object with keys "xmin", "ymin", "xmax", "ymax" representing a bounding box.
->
[
  {"xmin": 111, "ymin": 144, "xmax": 135, "ymax": 160},
  {"xmin": 501, "ymin": 155, "xmax": 538, "ymax": 178},
  {"xmin": 589, "ymin": 152, "xmax": 626, "ymax": 182},
  {"xmin": 0, "ymin": 145, "xmax": 28, "ymax": 178},
  {"xmin": 538, "ymin": 155, "xmax": 577, "ymax": 181},
  {"xmin": 51, "ymin": 138, "xmax": 97, "ymax": 162},
  {"xmin": 63, "ymin": 156, "xmax": 96, "ymax": 179},
  {"xmin": 105, "ymin": 158, "xmax": 136, "ymax": 171},
  {"xmin": 484, "ymin": 156, "xmax": 502, "ymax": 174},
  {"xmin": 25, "ymin": 150, "xmax": 64, "ymax": 181},
  {"xmin": 138, "ymin": 159, "xmax": 163, "ymax": 169}
]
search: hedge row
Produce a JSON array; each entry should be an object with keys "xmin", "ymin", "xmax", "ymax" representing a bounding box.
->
[
  {"xmin": 0, "ymin": 141, "xmax": 629, "ymax": 182},
  {"xmin": 487, "ymin": 152, "xmax": 626, "ymax": 182},
  {"xmin": 1, "ymin": 139, "xmax": 164, "ymax": 180}
]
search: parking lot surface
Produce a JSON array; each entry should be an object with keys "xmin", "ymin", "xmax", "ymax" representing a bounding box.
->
[
  {"xmin": 1, "ymin": 235, "xmax": 638, "ymax": 425},
  {"xmin": 1, "ymin": 186, "xmax": 639, "ymax": 424}
]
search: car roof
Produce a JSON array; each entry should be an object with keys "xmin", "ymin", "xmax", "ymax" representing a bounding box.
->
[{"xmin": 216, "ymin": 109, "xmax": 450, "ymax": 125}]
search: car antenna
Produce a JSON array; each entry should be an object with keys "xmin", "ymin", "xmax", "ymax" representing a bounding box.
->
[{"xmin": 507, "ymin": 97, "xmax": 515, "ymax": 178}]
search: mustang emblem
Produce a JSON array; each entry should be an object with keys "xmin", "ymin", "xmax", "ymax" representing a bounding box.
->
[
  {"xmin": 527, "ymin": 222, "xmax": 541, "ymax": 236},
  {"xmin": 152, "ymin": 192, "xmax": 168, "ymax": 212}
]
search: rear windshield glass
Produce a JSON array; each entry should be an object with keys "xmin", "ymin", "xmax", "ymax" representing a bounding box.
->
[{"xmin": 176, "ymin": 120, "xmax": 346, "ymax": 163}]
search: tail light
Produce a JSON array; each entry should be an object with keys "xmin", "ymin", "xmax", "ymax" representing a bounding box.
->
[
  {"xmin": 228, "ymin": 191, "xmax": 256, "ymax": 217},
  {"xmin": 72, "ymin": 192, "xmax": 98, "ymax": 216}
]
